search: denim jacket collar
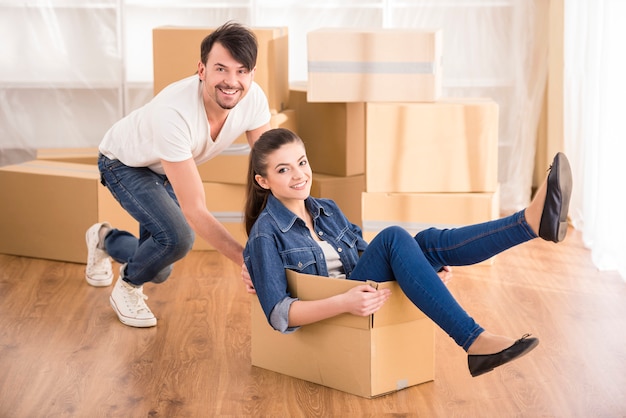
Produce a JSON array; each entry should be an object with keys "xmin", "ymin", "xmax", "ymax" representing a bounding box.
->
[{"xmin": 265, "ymin": 194, "xmax": 333, "ymax": 233}]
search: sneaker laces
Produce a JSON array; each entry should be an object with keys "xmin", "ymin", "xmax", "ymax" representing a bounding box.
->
[
  {"xmin": 124, "ymin": 284, "xmax": 152, "ymax": 314},
  {"xmin": 87, "ymin": 250, "xmax": 109, "ymax": 274}
]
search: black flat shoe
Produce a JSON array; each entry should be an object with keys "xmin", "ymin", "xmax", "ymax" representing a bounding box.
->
[
  {"xmin": 539, "ymin": 152, "xmax": 573, "ymax": 243},
  {"xmin": 468, "ymin": 334, "xmax": 539, "ymax": 377}
]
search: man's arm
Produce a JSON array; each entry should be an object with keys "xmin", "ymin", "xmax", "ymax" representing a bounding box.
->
[
  {"xmin": 162, "ymin": 158, "xmax": 244, "ymax": 266},
  {"xmin": 246, "ymin": 122, "xmax": 272, "ymax": 146}
]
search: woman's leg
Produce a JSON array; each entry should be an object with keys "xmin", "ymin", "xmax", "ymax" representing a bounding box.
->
[
  {"xmin": 99, "ymin": 155, "xmax": 194, "ymax": 286},
  {"xmin": 415, "ymin": 210, "xmax": 536, "ymax": 272},
  {"xmin": 414, "ymin": 161, "xmax": 564, "ymax": 271},
  {"xmin": 350, "ymin": 226, "xmax": 484, "ymax": 351}
]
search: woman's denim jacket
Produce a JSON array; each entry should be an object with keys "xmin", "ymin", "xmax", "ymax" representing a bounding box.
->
[{"xmin": 243, "ymin": 194, "xmax": 368, "ymax": 330}]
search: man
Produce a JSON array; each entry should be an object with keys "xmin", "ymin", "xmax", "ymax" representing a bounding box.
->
[{"xmin": 85, "ymin": 22, "xmax": 271, "ymax": 327}]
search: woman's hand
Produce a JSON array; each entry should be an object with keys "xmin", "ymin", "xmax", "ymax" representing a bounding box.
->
[
  {"xmin": 241, "ymin": 263, "xmax": 256, "ymax": 294},
  {"xmin": 342, "ymin": 284, "xmax": 391, "ymax": 317},
  {"xmin": 438, "ymin": 266, "xmax": 453, "ymax": 285}
]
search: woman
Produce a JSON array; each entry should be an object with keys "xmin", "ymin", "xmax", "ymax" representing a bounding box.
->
[{"xmin": 243, "ymin": 128, "xmax": 572, "ymax": 377}]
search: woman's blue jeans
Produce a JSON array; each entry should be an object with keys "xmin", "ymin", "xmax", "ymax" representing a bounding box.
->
[
  {"xmin": 98, "ymin": 154, "xmax": 195, "ymax": 286},
  {"xmin": 349, "ymin": 210, "xmax": 537, "ymax": 351}
]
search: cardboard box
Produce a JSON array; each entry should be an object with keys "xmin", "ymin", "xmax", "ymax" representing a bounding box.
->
[
  {"xmin": 289, "ymin": 82, "xmax": 364, "ymax": 176},
  {"xmin": 192, "ymin": 182, "xmax": 246, "ymax": 251},
  {"xmin": 196, "ymin": 144, "xmax": 250, "ymax": 185},
  {"xmin": 153, "ymin": 26, "xmax": 289, "ymax": 112},
  {"xmin": 36, "ymin": 147, "xmax": 99, "ymax": 165},
  {"xmin": 197, "ymin": 109, "xmax": 297, "ymax": 184},
  {"xmin": 365, "ymin": 98, "xmax": 499, "ymax": 193},
  {"xmin": 0, "ymin": 161, "xmax": 138, "ymax": 263},
  {"xmin": 311, "ymin": 173, "xmax": 364, "ymax": 227},
  {"xmin": 307, "ymin": 28, "xmax": 442, "ymax": 102},
  {"xmin": 361, "ymin": 190, "xmax": 500, "ymax": 264},
  {"xmin": 251, "ymin": 270, "xmax": 435, "ymax": 398}
]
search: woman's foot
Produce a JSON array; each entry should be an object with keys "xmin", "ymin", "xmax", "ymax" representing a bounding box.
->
[
  {"xmin": 468, "ymin": 334, "xmax": 539, "ymax": 377},
  {"xmin": 467, "ymin": 331, "xmax": 514, "ymax": 355},
  {"xmin": 524, "ymin": 152, "xmax": 573, "ymax": 242}
]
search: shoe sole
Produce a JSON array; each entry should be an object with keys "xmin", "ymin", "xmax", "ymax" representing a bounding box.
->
[
  {"xmin": 109, "ymin": 296, "xmax": 157, "ymax": 328},
  {"xmin": 555, "ymin": 154, "xmax": 573, "ymax": 242},
  {"xmin": 469, "ymin": 338, "xmax": 540, "ymax": 377},
  {"xmin": 539, "ymin": 153, "xmax": 573, "ymax": 243},
  {"xmin": 85, "ymin": 275, "xmax": 113, "ymax": 287}
]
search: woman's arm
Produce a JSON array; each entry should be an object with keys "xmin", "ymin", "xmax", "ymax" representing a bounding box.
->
[
  {"xmin": 287, "ymin": 284, "xmax": 391, "ymax": 327},
  {"xmin": 246, "ymin": 233, "xmax": 392, "ymax": 331}
]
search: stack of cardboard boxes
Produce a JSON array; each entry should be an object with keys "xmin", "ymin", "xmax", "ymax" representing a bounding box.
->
[{"xmin": 303, "ymin": 28, "xmax": 500, "ymax": 241}]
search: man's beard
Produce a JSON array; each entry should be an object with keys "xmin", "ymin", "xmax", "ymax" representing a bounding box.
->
[
  {"xmin": 215, "ymin": 85, "xmax": 241, "ymax": 110},
  {"xmin": 217, "ymin": 99, "xmax": 236, "ymax": 110}
]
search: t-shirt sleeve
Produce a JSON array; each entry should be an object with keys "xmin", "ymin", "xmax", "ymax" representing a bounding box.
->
[{"xmin": 245, "ymin": 82, "xmax": 272, "ymax": 131}]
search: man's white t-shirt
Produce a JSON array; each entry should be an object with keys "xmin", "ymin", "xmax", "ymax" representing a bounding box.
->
[{"xmin": 99, "ymin": 75, "xmax": 271, "ymax": 175}]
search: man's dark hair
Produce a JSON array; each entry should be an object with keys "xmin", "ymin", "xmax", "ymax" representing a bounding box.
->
[{"xmin": 200, "ymin": 21, "xmax": 258, "ymax": 71}]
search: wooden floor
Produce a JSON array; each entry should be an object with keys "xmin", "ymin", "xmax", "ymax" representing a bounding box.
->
[{"xmin": 1, "ymin": 227, "xmax": 625, "ymax": 417}]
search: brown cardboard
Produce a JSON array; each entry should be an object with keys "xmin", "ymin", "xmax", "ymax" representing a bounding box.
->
[
  {"xmin": 251, "ymin": 270, "xmax": 435, "ymax": 398},
  {"xmin": 307, "ymin": 28, "xmax": 442, "ymax": 102},
  {"xmin": 192, "ymin": 182, "xmax": 246, "ymax": 251},
  {"xmin": 153, "ymin": 26, "xmax": 289, "ymax": 112},
  {"xmin": 0, "ymin": 161, "xmax": 137, "ymax": 263},
  {"xmin": 36, "ymin": 147, "xmax": 99, "ymax": 165},
  {"xmin": 195, "ymin": 173, "xmax": 364, "ymax": 251},
  {"xmin": 196, "ymin": 144, "xmax": 250, "ymax": 185},
  {"xmin": 361, "ymin": 190, "xmax": 500, "ymax": 265},
  {"xmin": 365, "ymin": 98, "xmax": 499, "ymax": 193},
  {"xmin": 310, "ymin": 173, "xmax": 365, "ymax": 227},
  {"xmin": 289, "ymin": 82, "xmax": 365, "ymax": 176},
  {"xmin": 197, "ymin": 109, "xmax": 297, "ymax": 184},
  {"xmin": 362, "ymin": 190, "xmax": 499, "ymax": 230}
]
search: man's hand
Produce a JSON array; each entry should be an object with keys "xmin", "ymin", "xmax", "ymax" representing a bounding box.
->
[
  {"xmin": 241, "ymin": 263, "xmax": 256, "ymax": 294},
  {"xmin": 438, "ymin": 266, "xmax": 453, "ymax": 285}
]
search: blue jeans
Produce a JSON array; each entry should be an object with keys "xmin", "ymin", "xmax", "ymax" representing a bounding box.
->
[
  {"xmin": 349, "ymin": 210, "xmax": 537, "ymax": 351},
  {"xmin": 98, "ymin": 154, "xmax": 195, "ymax": 286}
]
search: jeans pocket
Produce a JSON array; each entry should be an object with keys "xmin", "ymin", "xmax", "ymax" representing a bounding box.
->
[{"xmin": 100, "ymin": 158, "xmax": 126, "ymax": 186}]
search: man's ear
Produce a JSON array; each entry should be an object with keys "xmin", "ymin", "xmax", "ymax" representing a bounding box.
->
[
  {"xmin": 255, "ymin": 174, "xmax": 269, "ymax": 189},
  {"xmin": 197, "ymin": 61, "xmax": 205, "ymax": 80}
]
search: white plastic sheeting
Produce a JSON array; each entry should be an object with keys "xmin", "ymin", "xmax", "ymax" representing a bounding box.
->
[
  {"xmin": 0, "ymin": 0, "xmax": 548, "ymax": 213},
  {"xmin": 564, "ymin": 0, "xmax": 626, "ymax": 279}
]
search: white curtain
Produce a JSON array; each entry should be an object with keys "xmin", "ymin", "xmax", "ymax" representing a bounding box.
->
[{"xmin": 564, "ymin": 0, "xmax": 626, "ymax": 279}]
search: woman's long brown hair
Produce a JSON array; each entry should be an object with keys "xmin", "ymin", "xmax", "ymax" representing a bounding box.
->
[{"xmin": 244, "ymin": 128, "xmax": 303, "ymax": 236}]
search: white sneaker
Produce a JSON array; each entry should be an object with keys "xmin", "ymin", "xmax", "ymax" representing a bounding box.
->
[
  {"xmin": 85, "ymin": 222, "xmax": 113, "ymax": 287},
  {"xmin": 110, "ymin": 274, "xmax": 157, "ymax": 328}
]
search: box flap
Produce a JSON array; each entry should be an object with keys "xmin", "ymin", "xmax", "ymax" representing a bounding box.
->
[
  {"xmin": 285, "ymin": 270, "xmax": 425, "ymax": 329},
  {"xmin": 0, "ymin": 160, "xmax": 99, "ymax": 179}
]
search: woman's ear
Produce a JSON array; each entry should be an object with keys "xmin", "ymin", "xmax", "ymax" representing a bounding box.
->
[{"xmin": 255, "ymin": 174, "xmax": 270, "ymax": 190}]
